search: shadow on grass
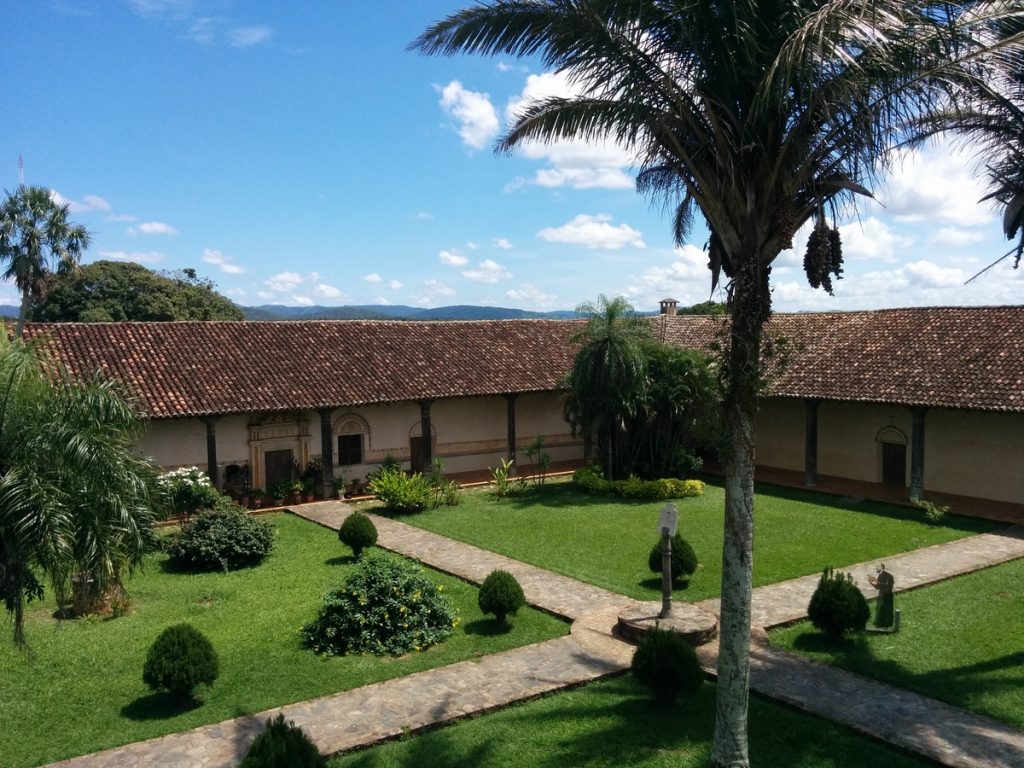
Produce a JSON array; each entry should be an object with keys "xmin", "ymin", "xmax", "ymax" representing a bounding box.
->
[
  {"xmin": 121, "ymin": 691, "xmax": 204, "ymax": 721},
  {"xmin": 785, "ymin": 627, "xmax": 1024, "ymax": 724},
  {"xmin": 461, "ymin": 618, "xmax": 511, "ymax": 637},
  {"xmin": 637, "ymin": 576, "xmax": 691, "ymax": 592},
  {"xmin": 325, "ymin": 554, "xmax": 356, "ymax": 566}
]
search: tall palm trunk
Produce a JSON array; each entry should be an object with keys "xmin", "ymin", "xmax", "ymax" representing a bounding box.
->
[
  {"xmin": 14, "ymin": 290, "xmax": 31, "ymax": 338},
  {"xmin": 711, "ymin": 255, "xmax": 770, "ymax": 768}
]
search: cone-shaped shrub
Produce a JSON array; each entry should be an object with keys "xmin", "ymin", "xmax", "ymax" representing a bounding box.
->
[
  {"xmin": 631, "ymin": 627, "xmax": 704, "ymax": 707},
  {"xmin": 478, "ymin": 569, "xmax": 525, "ymax": 625},
  {"xmin": 239, "ymin": 713, "xmax": 325, "ymax": 768},
  {"xmin": 338, "ymin": 512, "xmax": 377, "ymax": 558},
  {"xmin": 647, "ymin": 534, "xmax": 699, "ymax": 584},
  {"xmin": 808, "ymin": 567, "xmax": 870, "ymax": 639},
  {"xmin": 142, "ymin": 623, "xmax": 219, "ymax": 699}
]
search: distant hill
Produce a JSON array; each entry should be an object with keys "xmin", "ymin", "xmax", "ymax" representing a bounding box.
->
[
  {"xmin": 241, "ymin": 304, "xmax": 578, "ymax": 321},
  {"xmin": 0, "ymin": 305, "xmax": 19, "ymax": 319}
]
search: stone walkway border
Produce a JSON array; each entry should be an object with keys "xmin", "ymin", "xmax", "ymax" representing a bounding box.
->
[{"xmin": 47, "ymin": 502, "xmax": 1024, "ymax": 768}]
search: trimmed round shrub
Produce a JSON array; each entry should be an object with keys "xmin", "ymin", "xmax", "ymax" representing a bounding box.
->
[
  {"xmin": 143, "ymin": 623, "xmax": 219, "ymax": 699},
  {"xmin": 808, "ymin": 567, "xmax": 870, "ymax": 639},
  {"xmin": 338, "ymin": 512, "xmax": 378, "ymax": 558},
  {"xmin": 239, "ymin": 713, "xmax": 325, "ymax": 768},
  {"xmin": 631, "ymin": 627, "xmax": 704, "ymax": 707},
  {"xmin": 301, "ymin": 551, "xmax": 458, "ymax": 656},
  {"xmin": 167, "ymin": 506, "xmax": 275, "ymax": 571},
  {"xmin": 478, "ymin": 569, "xmax": 526, "ymax": 625},
  {"xmin": 369, "ymin": 468, "xmax": 432, "ymax": 514},
  {"xmin": 647, "ymin": 534, "xmax": 699, "ymax": 584}
]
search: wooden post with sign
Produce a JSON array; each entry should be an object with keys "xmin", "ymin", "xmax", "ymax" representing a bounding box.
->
[{"xmin": 657, "ymin": 503, "xmax": 678, "ymax": 619}]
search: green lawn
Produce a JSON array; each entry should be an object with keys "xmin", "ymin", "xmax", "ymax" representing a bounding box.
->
[
  {"xmin": 770, "ymin": 557, "xmax": 1024, "ymax": 729},
  {"xmin": 329, "ymin": 675, "xmax": 930, "ymax": 768},
  {"xmin": 380, "ymin": 479, "xmax": 997, "ymax": 601},
  {"xmin": 0, "ymin": 513, "xmax": 567, "ymax": 768}
]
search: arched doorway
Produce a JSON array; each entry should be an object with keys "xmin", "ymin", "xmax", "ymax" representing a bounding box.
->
[{"xmin": 876, "ymin": 425, "xmax": 908, "ymax": 487}]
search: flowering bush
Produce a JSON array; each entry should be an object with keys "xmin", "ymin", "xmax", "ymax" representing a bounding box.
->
[
  {"xmin": 157, "ymin": 467, "xmax": 222, "ymax": 519},
  {"xmin": 301, "ymin": 551, "xmax": 458, "ymax": 656}
]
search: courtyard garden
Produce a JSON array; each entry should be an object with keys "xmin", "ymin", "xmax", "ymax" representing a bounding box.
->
[
  {"xmin": 0, "ymin": 513, "xmax": 567, "ymax": 768},
  {"xmin": 377, "ymin": 477, "xmax": 998, "ymax": 601},
  {"xmin": 770, "ymin": 557, "xmax": 1024, "ymax": 729}
]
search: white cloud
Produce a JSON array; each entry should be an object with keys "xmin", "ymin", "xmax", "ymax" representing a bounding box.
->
[
  {"xmin": 96, "ymin": 249, "xmax": 166, "ymax": 264},
  {"xmin": 201, "ymin": 248, "xmax": 245, "ymax": 274},
  {"xmin": 376, "ymin": 297, "xmax": 392, "ymax": 305},
  {"xmin": 49, "ymin": 190, "xmax": 111, "ymax": 214},
  {"xmin": 185, "ymin": 17, "xmax": 215, "ymax": 44},
  {"xmin": 292, "ymin": 296, "xmax": 314, "ymax": 307},
  {"xmin": 462, "ymin": 259, "xmax": 511, "ymax": 284},
  {"xmin": 496, "ymin": 61, "xmax": 528, "ymax": 74},
  {"xmin": 105, "ymin": 213, "xmax": 137, "ymax": 222},
  {"xmin": 437, "ymin": 80, "xmax": 500, "ymax": 150},
  {"xmin": 228, "ymin": 25, "xmax": 272, "ymax": 47},
  {"xmin": 415, "ymin": 211, "xmax": 434, "ymax": 221},
  {"xmin": 507, "ymin": 282, "xmax": 557, "ymax": 308},
  {"xmin": 363, "ymin": 273, "xmax": 382, "ymax": 283},
  {"xmin": 505, "ymin": 72, "xmax": 634, "ymax": 189},
  {"xmin": 494, "ymin": 238, "xmax": 513, "ymax": 250},
  {"xmin": 264, "ymin": 271, "xmax": 304, "ymax": 292},
  {"xmin": 439, "ymin": 249, "xmax": 469, "ymax": 267},
  {"xmin": 386, "ymin": 279, "xmax": 403, "ymax": 290},
  {"xmin": 881, "ymin": 138, "xmax": 994, "ymax": 227},
  {"xmin": 929, "ymin": 227, "xmax": 986, "ymax": 246},
  {"xmin": 128, "ymin": 0, "xmax": 194, "ymax": 19},
  {"xmin": 837, "ymin": 217, "xmax": 914, "ymax": 263},
  {"xmin": 314, "ymin": 283, "xmax": 344, "ymax": 299},
  {"xmin": 635, "ymin": 244, "xmax": 708, "ymax": 288},
  {"xmin": 537, "ymin": 214, "xmax": 645, "ymax": 250},
  {"xmin": 903, "ymin": 260, "xmax": 966, "ymax": 288},
  {"xmin": 467, "ymin": 241, "xmax": 479, "ymax": 250},
  {"xmin": 129, "ymin": 220, "xmax": 178, "ymax": 236}
]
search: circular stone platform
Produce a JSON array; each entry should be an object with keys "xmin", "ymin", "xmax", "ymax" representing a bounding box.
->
[{"xmin": 616, "ymin": 601, "xmax": 718, "ymax": 646}]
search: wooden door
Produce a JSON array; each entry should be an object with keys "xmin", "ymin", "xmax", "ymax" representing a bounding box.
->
[
  {"xmin": 265, "ymin": 449, "xmax": 294, "ymax": 491},
  {"xmin": 881, "ymin": 443, "xmax": 906, "ymax": 486},
  {"xmin": 409, "ymin": 437, "xmax": 423, "ymax": 474}
]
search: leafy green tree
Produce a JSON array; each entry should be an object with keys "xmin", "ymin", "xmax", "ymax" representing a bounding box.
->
[
  {"xmin": 31, "ymin": 260, "xmax": 243, "ymax": 322},
  {"xmin": 563, "ymin": 295, "xmax": 651, "ymax": 480},
  {"xmin": 0, "ymin": 186, "xmax": 89, "ymax": 337},
  {"xmin": 414, "ymin": 4, "xmax": 1011, "ymax": 764},
  {"xmin": 0, "ymin": 331, "xmax": 158, "ymax": 648}
]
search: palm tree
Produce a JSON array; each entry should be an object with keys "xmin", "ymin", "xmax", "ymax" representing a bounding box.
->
[
  {"xmin": 0, "ymin": 331, "xmax": 158, "ymax": 648},
  {"xmin": 563, "ymin": 295, "xmax": 651, "ymax": 480},
  {"xmin": 413, "ymin": 4, "xmax": 1012, "ymax": 764},
  {"xmin": 0, "ymin": 186, "xmax": 90, "ymax": 337}
]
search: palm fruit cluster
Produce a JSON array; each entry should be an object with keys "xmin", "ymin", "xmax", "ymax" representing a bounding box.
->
[{"xmin": 803, "ymin": 220, "xmax": 843, "ymax": 294}]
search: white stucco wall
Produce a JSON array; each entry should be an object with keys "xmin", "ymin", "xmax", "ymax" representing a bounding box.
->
[
  {"xmin": 140, "ymin": 391, "xmax": 583, "ymax": 488},
  {"xmin": 755, "ymin": 398, "xmax": 1023, "ymax": 504}
]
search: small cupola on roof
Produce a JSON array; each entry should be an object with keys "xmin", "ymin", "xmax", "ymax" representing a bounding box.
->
[{"xmin": 659, "ymin": 298, "xmax": 679, "ymax": 316}]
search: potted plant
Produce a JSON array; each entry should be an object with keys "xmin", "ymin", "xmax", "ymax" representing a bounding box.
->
[
  {"xmin": 249, "ymin": 487, "xmax": 265, "ymax": 508},
  {"xmin": 333, "ymin": 474, "xmax": 346, "ymax": 500},
  {"xmin": 289, "ymin": 479, "xmax": 303, "ymax": 505},
  {"xmin": 346, "ymin": 476, "xmax": 363, "ymax": 498},
  {"xmin": 270, "ymin": 481, "xmax": 290, "ymax": 506},
  {"xmin": 301, "ymin": 476, "xmax": 315, "ymax": 503}
]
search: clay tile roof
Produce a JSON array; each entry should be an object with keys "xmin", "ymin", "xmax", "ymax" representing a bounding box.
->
[
  {"xmin": 23, "ymin": 320, "xmax": 581, "ymax": 419},
  {"xmin": 23, "ymin": 306, "xmax": 1024, "ymax": 418}
]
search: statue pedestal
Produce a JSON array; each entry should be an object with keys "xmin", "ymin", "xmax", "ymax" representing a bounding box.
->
[{"xmin": 616, "ymin": 601, "xmax": 718, "ymax": 646}]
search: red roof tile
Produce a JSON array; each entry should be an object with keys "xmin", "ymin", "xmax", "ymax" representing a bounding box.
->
[{"xmin": 23, "ymin": 306, "xmax": 1024, "ymax": 418}]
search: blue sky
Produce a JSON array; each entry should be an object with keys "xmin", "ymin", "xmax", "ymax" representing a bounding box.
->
[{"xmin": 4, "ymin": 0, "xmax": 1022, "ymax": 313}]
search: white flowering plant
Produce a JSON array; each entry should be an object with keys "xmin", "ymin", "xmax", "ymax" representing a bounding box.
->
[{"xmin": 156, "ymin": 467, "xmax": 222, "ymax": 519}]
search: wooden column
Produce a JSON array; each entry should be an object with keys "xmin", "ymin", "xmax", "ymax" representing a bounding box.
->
[
  {"xmin": 910, "ymin": 407, "xmax": 927, "ymax": 499},
  {"xmin": 804, "ymin": 399, "xmax": 819, "ymax": 487},
  {"xmin": 201, "ymin": 416, "xmax": 220, "ymax": 488},
  {"xmin": 505, "ymin": 394, "xmax": 518, "ymax": 465},
  {"xmin": 319, "ymin": 408, "xmax": 335, "ymax": 499},
  {"xmin": 419, "ymin": 400, "xmax": 433, "ymax": 470}
]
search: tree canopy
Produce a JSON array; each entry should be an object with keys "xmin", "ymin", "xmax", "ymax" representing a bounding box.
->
[
  {"xmin": 0, "ymin": 186, "xmax": 89, "ymax": 336},
  {"xmin": 31, "ymin": 261, "xmax": 243, "ymax": 322}
]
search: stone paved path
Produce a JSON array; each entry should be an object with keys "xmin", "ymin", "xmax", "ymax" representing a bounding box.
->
[{"xmin": 46, "ymin": 503, "xmax": 1024, "ymax": 768}]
